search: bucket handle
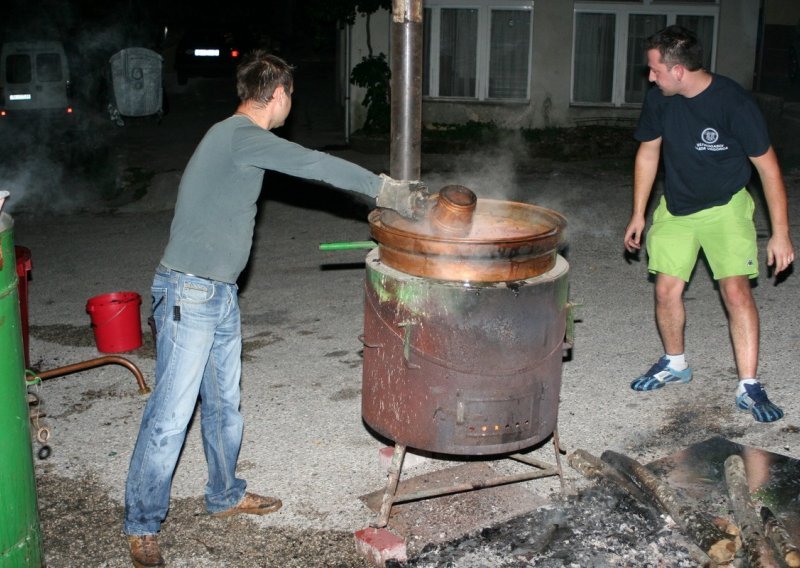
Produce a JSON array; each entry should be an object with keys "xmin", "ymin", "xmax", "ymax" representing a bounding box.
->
[{"xmin": 89, "ymin": 301, "xmax": 133, "ymax": 329}]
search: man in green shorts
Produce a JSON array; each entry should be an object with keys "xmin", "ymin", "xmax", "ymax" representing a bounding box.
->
[{"xmin": 623, "ymin": 26, "xmax": 794, "ymax": 422}]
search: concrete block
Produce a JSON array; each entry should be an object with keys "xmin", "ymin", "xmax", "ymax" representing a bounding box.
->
[{"xmin": 354, "ymin": 527, "xmax": 407, "ymax": 567}]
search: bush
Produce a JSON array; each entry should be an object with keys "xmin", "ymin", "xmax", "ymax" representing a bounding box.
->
[{"xmin": 350, "ymin": 54, "xmax": 391, "ymax": 134}]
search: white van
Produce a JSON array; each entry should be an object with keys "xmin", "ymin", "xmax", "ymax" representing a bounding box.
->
[{"xmin": 0, "ymin": 41, "xmax": 74, "ymax": 118}]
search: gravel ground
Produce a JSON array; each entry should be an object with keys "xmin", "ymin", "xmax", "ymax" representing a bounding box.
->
[{"xmin": 2, "ymin": 68, "xmax": 799, "ymax": 567}]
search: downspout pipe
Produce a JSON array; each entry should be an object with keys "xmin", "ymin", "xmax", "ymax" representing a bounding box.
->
[
  {"xmin": 390, "ymin": 0, "xmax": 423, "ymax": 181},
  {"xmin": 345, "ymin": 23, "xmax": 352, "ymax": 144}
]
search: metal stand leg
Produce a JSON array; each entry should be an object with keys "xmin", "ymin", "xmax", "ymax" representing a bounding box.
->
[
  {"xmin": 552, "ymin": 428, "xmax": 566, "ymax": 491},
  {"xmin": 373, "ymin": 444, "xmax": 407, "ymax": 528},
  {"xmin": 372, "ymin": 432, "xmax": 565, "ymax": 528}
]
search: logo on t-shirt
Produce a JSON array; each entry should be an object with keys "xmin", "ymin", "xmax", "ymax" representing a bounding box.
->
[
  {"xmin": 701, "ymin": 128, "xmax": 719, "ymax": 143},
  {"xmin": 696, "ymin": 128, "xmax": 728, "ymax": 152}
]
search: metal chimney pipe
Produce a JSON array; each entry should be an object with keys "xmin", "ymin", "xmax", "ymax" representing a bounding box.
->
[{"xmin": 390, "ymin": 0, "xmax": 423, "ymax": 181}]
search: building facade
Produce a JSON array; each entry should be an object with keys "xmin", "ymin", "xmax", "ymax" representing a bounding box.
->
[{"xmin": 339, "ymin": 0, "xmax": 795, "ymax": 134}]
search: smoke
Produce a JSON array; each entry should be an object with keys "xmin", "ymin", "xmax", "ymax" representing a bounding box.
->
[
  {"xmin": 422, "ymin": 129, "xmax": 528, "ymax": 200},
  {"xmin": 0, "ymin": 122, "xmax": 103, "ymax": 215},
  {"xmin": 0, "ymin": 154, "xmax": 73, "ymax": 215},
  {"xmin": 421, "ymin": 128, "xmax": 632, "ymax": 242}
]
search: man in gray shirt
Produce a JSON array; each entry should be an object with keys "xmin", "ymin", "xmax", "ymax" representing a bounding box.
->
[{"xmin": 124, "ymin": 50, "xmax": 425, "ymax": 567}]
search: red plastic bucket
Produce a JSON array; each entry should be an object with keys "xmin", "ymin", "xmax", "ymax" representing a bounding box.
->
[{"xmin": 85, "ymin": 291, "xmax": 142, "ymax": 353}]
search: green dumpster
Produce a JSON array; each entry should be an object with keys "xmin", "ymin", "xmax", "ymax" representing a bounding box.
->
[{"xmin": 0, "ymin": 211, "xmax": 43, "ymax": 567}]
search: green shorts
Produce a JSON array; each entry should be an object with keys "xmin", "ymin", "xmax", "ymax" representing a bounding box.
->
[{"xmin": 646, "ymin": 189, "xmax": 758, "ymax": 282}]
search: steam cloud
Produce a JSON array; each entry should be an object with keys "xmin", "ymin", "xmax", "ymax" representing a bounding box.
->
[{"xmin": 422, "ymin": 129, "xmax": 631, "ymax": 242}]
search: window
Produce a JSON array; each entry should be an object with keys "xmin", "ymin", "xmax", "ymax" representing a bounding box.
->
[
  {"xmin": 439, "ymin": 8, "xmax": 478, "ymax": 97},
  {"xmin": 37, "ymin": 53, "xmax": 63, "ymax": 82},
  {"xmin": 573, "ymin": 1, "xmax": 718, "ymax": 106},
  {"xmin": 6, "ymin": 54, "xmax": 32, "ymax": 83},
  {"xmin": 424, "ymin": 1, "xmax": 533, "ymax": 101},
  {"xmin": 490, "ymin": 9, "xmax": 532, "ymax": 98}
]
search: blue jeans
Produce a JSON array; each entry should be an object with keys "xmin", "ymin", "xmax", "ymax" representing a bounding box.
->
[{"xmin": 124, "ymin": 265, "xmax": 246, "ymax": 535}]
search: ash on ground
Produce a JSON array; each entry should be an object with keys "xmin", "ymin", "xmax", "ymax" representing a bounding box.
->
[{"xmin": 391, "ymin": 483, "xmax": 699, "ymax": 568}]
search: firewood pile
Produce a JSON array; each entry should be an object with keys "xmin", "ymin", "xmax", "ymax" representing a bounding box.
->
[
  {"xmin": 569, "ymin": 449, "xmax": 800, "ymax": 567},
  {"xmin": 393, "ymin": 441, "xmax": 798, "ymax": 568},
  {"xmin": 396, "ymin": 446, "xmax": 800, "ymax": 568}
]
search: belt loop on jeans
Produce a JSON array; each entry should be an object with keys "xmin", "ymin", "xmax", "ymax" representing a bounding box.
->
[
  {"xmin": 157, "ymin": 263, "xmax": 182, "ymax": 277},
  {"xmin": 158, "ymin": 264, "xmax": 197, "ymax": 277}
]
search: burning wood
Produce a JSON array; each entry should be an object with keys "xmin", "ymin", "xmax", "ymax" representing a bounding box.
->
[
  {"xmin": 568, "ymin": 449, "xmax": 725, "ymax": 567},
  {"xmin": 569, "ymin": 444, "xmax": 800, "ymax": 567},
  {"xmin": 761, "ymin": 505, "xmax": 800, "ymax": 567},
  {"xmin": 567, "ymin": 448, "xmax": 739, "ymax": 564},
  {"xmin": 567, "ymin": 449, "xmax": 651, "ymax": 505},
  {"xmin": 599, "ymin": 450, "xmax": 739, "ymax": 564},
  {"xmin": 723, "ymin": 454, "xmax": 781, "ymax": 568}
]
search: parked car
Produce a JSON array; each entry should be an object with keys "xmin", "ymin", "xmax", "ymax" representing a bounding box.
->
[
  {"xmin": 174, "ymin": 28, "xmax": 253, "ymax": 85},
  {"xmin": 0, "ymin": 40, "xmax": 75, "ymax": 120}
]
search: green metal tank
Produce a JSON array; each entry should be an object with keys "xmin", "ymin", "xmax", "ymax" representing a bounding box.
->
[{"xmin": 0, "ymin": 211, "xmax": 43, "ymax": 567}]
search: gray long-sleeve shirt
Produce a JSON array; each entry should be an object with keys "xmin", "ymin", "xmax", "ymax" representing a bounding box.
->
[{"xmin": 161, "ymin": 115, "xmax": 382, "ymax": 283}]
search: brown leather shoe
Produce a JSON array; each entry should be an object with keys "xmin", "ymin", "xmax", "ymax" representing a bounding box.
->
[
  {"xmin": 212, "ymin": 492, "xmax": 283, "ymax": 518},
  {"xmin": 128, "ymin": 534, "xmax": 164, "ymax": 567}
]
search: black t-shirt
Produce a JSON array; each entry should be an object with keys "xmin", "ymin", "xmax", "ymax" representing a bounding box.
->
[{"xmin": 634, "ymin": 74, "xmax": 771, "ymax": 215}]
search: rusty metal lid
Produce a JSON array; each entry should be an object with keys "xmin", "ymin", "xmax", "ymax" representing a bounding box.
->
[{"xmin": 369, "ymin": 193, "xmax": 567, "ymax": 282}]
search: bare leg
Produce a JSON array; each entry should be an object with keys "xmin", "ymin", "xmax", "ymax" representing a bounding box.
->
[
  {"xmin": 718, "ymin": 276, "xmax": 759, "ymax": 379},
  {"xmin": 654, "ymin": 273, "xmax": 687, "ymax": 355}
]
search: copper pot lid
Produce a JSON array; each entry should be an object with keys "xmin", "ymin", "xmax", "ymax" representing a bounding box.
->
[{"xmin": 369, "ymin": 186, "xmax": 567, "ymax": 283}]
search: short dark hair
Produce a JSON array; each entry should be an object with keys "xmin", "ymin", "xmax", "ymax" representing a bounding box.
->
[
  {"xmin": 236, "ymin": 50, "xmax": 294, "ymax": 105},
  {"xmin": 645, "ymin": 25, "xmax": 704, "ymax": 71}
]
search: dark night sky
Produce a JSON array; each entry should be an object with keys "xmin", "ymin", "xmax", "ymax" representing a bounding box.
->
[
  {"xmin": 2, "ymin": 0, "xmax": 330, "ymax": 76},
  {"xmin": 1, "ymin": 0, "xmax": 325, "ymax": 111},
  {"xmin": 2, "ymin": 1, "xmax": 303, "ymax": 46}
]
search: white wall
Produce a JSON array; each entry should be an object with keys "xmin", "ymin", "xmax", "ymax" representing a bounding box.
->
[
  {"xmin": 716, "ymin": 0, "xmax": 761, "ymax": 89},
  {"xmin": 343, "ymin": 10, "xmax": 391, "ymax": 135}
]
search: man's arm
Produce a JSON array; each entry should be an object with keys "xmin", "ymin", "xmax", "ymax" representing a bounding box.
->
[
  {"xmin": 624, "ymin": 137, "xmax": 662, "ymax": 253},
  {"xmin": 750, "ymin": 146, "xmax": 795, "ymax": 275}
]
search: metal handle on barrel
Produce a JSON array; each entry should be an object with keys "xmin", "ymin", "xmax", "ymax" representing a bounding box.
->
[
  {"xmin": 563, "ymin": 301, "xmax": 580, "ymax": 351},
  {"xmin": 398, "ymin": 321, "xmax": 421, "ymax": 369},
  {"xmin": 358, "ymin": 334, "xmax": 384, "ymax": 349}
]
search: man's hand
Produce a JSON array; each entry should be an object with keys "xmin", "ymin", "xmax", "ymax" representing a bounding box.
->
[
  {"xmin": 376, "ymin": 174, "xmax": 429, "ymax": 219},
  {"xmin": 750, "ymin": 148, "xmax": 794, "ymax": 277},
  {"xmin": 623, "ymin": 215, "xmax": 646, "ymax": 253},
  {"xmin": 766, "ymin": 233, "xmax": 795, "ymax": 276}
]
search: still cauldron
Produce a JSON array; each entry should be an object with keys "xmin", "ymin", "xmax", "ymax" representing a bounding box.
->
[{"xmin": 361, "ymin": 191, "xmax": 569, "ymax": 455}]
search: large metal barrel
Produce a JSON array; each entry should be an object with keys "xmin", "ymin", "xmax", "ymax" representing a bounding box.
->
[
  {"xmin": 0, "ymin": 212, "xmax": 44, "ymax": 566},
  {"xmin": 361, "ymin": 248, "xmax": 569, "ymax": 455}
]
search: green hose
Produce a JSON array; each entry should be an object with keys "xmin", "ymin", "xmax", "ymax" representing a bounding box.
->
[{"xmin": 319, "ymin": 241, "xmax": 376, "ymax": 251}]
